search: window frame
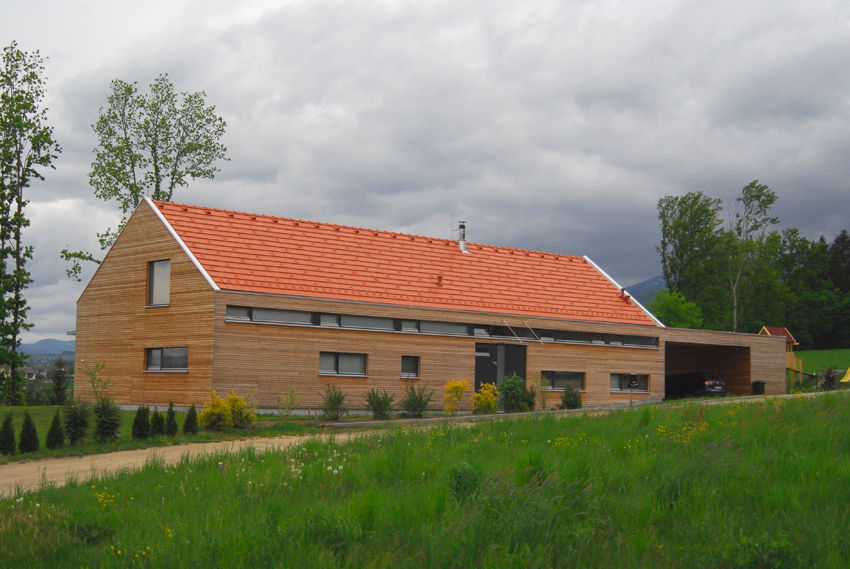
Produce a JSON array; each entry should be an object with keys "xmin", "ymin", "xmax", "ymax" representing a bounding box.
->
[
  {"xmin": 147, "ymin": 259, "xmax": 171, "ymax": 306},
  {"xmin": 319, "ymin": 351, "xmax": 367, "ymax": 377},
  {"xmin": 145, "ymin": 347, "xmax": 188, "ymax": 372},
  {"xmin": 610, "ymin": 373, "xmax": 649, "ymax": 393},
  {"xmin": 541, "ymin": 370, "xmax": 585, "ymax": 391},
  {"xmin": 401, "ymin": 355, "xmax": 420, "ymax": 379}
]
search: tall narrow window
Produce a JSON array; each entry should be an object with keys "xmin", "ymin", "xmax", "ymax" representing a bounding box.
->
[{"xmin": 148, "ymin": 259, "xmax": 171, "ymax": 305}]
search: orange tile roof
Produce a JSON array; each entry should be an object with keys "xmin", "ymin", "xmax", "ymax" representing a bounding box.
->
[
  {"xmin": 761, "ymin": 326, "xmax": 798, "ymax": 345},
  {"xmin": 152, "ymin": 200, "xmax": 659, "ymax": 327}
]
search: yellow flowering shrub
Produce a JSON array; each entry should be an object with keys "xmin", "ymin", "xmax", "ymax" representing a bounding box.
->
[
  {"xmin": 443, "ymin": 379, "xmax": 470, "ymax": 415},
  {"xmin": 472, "ymin": 383, "xmax": 498, "ymax": 415},
  {"xmin": 198, "ymin": 390, "xmax": 256, "ymax": 430}
]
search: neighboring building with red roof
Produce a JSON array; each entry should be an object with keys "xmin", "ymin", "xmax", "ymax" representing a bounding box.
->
[{"xmin": 74, "ymin": 198, "xmax": 786, "ymax": 409}]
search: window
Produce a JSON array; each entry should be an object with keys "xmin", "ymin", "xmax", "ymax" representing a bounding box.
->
[
  {"xmin": 148, "ymin": 259, "xmax": 171, "ymax": 305},
  {"xmin": 226, "ymin": 306, "xmax": 251, "ymax": 320},
  {"xmin": 541, "ymin": 370, "xmax": 585, "ymax": 390},
  {"xmin": 340, "ymin": 314, "xmax": 394, "ymax": 330},
  {"xmin": 610, "ymin": 373, "xmax": 649, "ymax": 392},
  {"xmin": 146, "ymin": 347, "xmax": 188, "ymax": 371},
  {"xmin": 319, "ymin": 314, "xmax": 341, "ymax": 327},
  {"xmin": 420, "ymin": 320, "xmax": 468, "ymax": 335},
  {"xmin": 401, "ymin": 356, "xmax": 420, "ymax": 379},
  {"xmin": 252, "ymin": 307, "xmax": 312, "ymax": 324},
  {"xmin": 400, "ymin": 319, "xmax": 420, "ymax": 332},
  {"xmin": 319, "ymin": 352, "xmax": 367, "ymax": 376}
]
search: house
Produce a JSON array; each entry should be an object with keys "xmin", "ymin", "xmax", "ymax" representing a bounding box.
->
[
  {"xmin": 759, "ymin": 325, "xmax": 804, "ymax": 387},
  {"xmin": 73, "ymin": 198, "xmax": 786, "ymax": 409}
]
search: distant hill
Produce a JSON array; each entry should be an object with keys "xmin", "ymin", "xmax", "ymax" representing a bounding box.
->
[
  {"xmin": 20, "ymin": 339, "xmax": 76, "ymax": 355},
  {"xmin": 626, "ymin": 274, "xmax": 665, "ymax": 305}
]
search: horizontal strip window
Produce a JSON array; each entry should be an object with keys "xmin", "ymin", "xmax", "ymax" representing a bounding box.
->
[
  {"xmin": 320, "ymin": 352, "xmax": 367, "ymax": 376},
  {"xmin": 542, "ymin": 370, "xmax": 585, "ymax": 391},
  {"xmin": 146, "ymin": 347, "xmax": 188, "ymax": 371},
  {"xmin": 610, "ymin": 373, "xmax": 649, "ymax": 392},
  {"xmin": 224, "ymin": 305, "xmax": 658, "ymax": 348}
]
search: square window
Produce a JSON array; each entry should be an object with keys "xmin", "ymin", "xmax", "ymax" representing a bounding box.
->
[
  {"xmin": 146, "ymin": 347, "xmax": 188, "ymax": 371},
  {"xmin": 148, "ymin": 259, "xmax": 171, "ymax": 305},
  {"xmin": 401, "ymin": 356, "xmax": 420, "ymax": 379}
]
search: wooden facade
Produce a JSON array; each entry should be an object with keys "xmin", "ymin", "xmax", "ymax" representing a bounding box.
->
[{"xmin": 74, "ymin": 200, "xmax": 787, "ymax": 410}]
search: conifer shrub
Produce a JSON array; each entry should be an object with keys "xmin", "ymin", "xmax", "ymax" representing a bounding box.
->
[
  {"xmin": 472, "ymin": 383, "xmax": 499, "ymax": 415},
  {"xmin": 364, "ymin": 388, "xmax": 394, "ymax": 420},
  {"xmin": 64, "ymin": 399, "xmax": 90, "ymax": 445},
  {"xmin": 46, "ymin": 408, "xmax": 65, "ymax": 450},
  {"xmin": 499, "ymin": 373, "xmax": 535, "ymax": 413},
  {"xmin": 132, "ymin": 406, "xmax": 151, "ymax": 440},
  {"xmin": 93, "ymin": 398, "xmax": 121, "ymax": 443},
  {"xmin": 557, "ymin": 386, "xmax": 582, "ymax": 410},
  {"xmin": 400, "ymin": 384, "xmax": 434, "ymax": 418},
  {"xmin": 0, "ymin": 413, "xmax": 15, "ymax": 456},
  {"xmin": 321, "ymin": 384, "xmax": 347, "ymax": 421},
  {"xmin": 443, "ymin": 379, "xmax": 470, "ymax": 415},
  {"xmin": 165, "ymin": 402, "xmax": 178, "ymax": 436},
  {"xmin": 150, "ymin": 408, "xmax": 165, "ymax": 436},
  {"xmin": 183, "ymin": 404, "xmax": 199, "ymax": 435},
  {"xmin": 18, "ymin": 412, "xmax": 39, "ymax": 453}
]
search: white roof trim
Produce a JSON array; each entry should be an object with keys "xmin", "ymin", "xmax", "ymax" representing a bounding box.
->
[
  {"xmin": 582, "ymin": 255, "xmax": 665, "ymax": 328},
  {"xmin": 145, "ymin": 197, "xmax": 220, "ymax": 292}
]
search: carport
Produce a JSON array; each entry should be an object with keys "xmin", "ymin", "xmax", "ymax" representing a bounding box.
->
[{"xmin": 665, "ymin": 341, "xmax": 751, "ymax": 395}]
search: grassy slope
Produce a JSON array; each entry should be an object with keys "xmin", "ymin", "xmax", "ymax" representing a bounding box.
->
[
  {"xmin": 796, "ymin": 348, "xmax": 850, "ymax": 374},
  {"xmin": 3, "ymin": 393, "xmax": 850, "ymax": 568}
]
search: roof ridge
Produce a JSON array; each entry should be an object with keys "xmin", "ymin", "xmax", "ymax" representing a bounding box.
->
[{"xmin": 152, "ymin": 200, "xmax": 585, "ymax": 261}]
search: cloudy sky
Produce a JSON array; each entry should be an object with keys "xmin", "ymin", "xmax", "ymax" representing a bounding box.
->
[{"xmin": 3, "ymin": 0, "xmax": 849, "ymax": 343}]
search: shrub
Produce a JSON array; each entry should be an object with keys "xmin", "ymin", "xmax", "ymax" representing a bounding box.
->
[
  {"xmin": 321, "ymin": 384, "xmax": 348, "ymax": 421},
  {"xmin": 499, "ymin": 373, "xmax": 535, "ymax": 413},
  {"xmin": 198, "ymin": 391, "xmax": 233, "ymax": 430},
  {"xmin": 132, "ymin": 406, "xmax": 151, "ymax": 440},
  {"xmin": 150, "ymin": 408, "xmax": 166, "ymax": 436},
  {"xmin": 64, "ymin": 399, "xmax": 90, "ymax": 445},
  {"xmin": 183, "ymin": 404, "xmax": 199, "ymax": 435},
  {"xmin": 19, "ymin": 412, "xmax": 39, "ymax": 453},
  {"xmin": 364, "ymin": 388, "xmax": 394, "ymax": 420},
  {"xmin": 400, "ymin": 384, "xmax": 433, "ymax": 418},
  {"xmin": 277, "ymin": 387, "xmax": 301, "ymax": 418},
  {"xmin": 443, "ymin": 379, "xmax": 470, "ymax": 415},
  {"xmin": 558, "ymin": 386, "xmax": 582, "ymax": 410},
  {"xmin": 93, "ymin": 398, "xmax": 121, "ymax": 443},
  {"xmin": 165, "ymin": 402, "xmax": 179, "ymax": 436},
  {"xmin": 46, "ymin": 408, "xmax": 65, "ymax": 450},
  {"xmin": 227, "ymin": 392, "xmax": 256, "ymax": 428},
  {"xmin": 448, "ymin": 461, "xmax": 481, "ymax": 502},
  {"xmin": 0, "ymin": 413, "xmax": 15, "ymax": 455},
  {"xmin": 472, "ymin": 383, "xmax": 499, "ymax": 415}
]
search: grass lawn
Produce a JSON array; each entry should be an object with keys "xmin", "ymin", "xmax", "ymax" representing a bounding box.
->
[
  {"xmin": 796, "ymin": 348, "xmax": 850, "ymax": 375},
  {"xmin": 3, "ymin": 393, "xmax": 850, "ymax": 567}
]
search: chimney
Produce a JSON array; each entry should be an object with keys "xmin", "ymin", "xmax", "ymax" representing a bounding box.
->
[{"xmin": 458, "ymin": 221, "xmax": 470, "ymax": 254}]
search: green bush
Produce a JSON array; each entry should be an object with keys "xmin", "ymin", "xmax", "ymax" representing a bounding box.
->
[
  {"xmin": 400, "ymin": 384, "xmax": 434, "ymax": 418},
  {"xmin": 151, "ymin": 408, "xmax": 166, "ymax": 436},
  {"xmin": 132, "ymin": 406, "xmax": 151, "ymax": 440},
  {"xmin": 183, "ymin": 404, "xmax": 199, "ymax": 435},
  {"xmin": 448, "ymin": 461, "xmax": 481, "ymax": 502},
  {"xmin": 0, "ymin": 413, "xmax": 15, "ymax": 455},
  {"xmin": 364, "ymin": 388, "xmax": 394, "ymax": 420},
  {"xmin": 557, "ymin": 386, "xmax": 582, "ymax": 410},
  {"xmin": 499, "ymin": 374, "xmax": 535, "ymax": 413},
  {"xmin": 46, "ymin": 408, "xmax": 65, "ymax": 450},
  {"xmin": 165, "ymin": 402, "xmax": 178, "ymax": 436},
  {"xmin": 64, "ymin": 399, "xmax": 90, "ymax": 445},
  {"xmin": 93, "ymin": 398, "xmax": 121, "ymax": 443},
  {"xmin": 18, "ymin": 411, "xmax": 39, "ymax": 453},
  {"xmin": 321, "ymin": 384, "xmax": 348, "ymax": 421}
]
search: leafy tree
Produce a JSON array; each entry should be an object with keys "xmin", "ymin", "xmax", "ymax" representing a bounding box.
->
[
  {"xmin": 183, "ymin": 404, "xmax": 199, "ymax": 435},
  {"xmin": 48, "ymin": 356, "xmax": 69, "ymax": 404},
  {"xmin": 165, "ymin": 402, "xmax": 178, "ymax": 436},
  {"xmin": 0, "ymin": 42, "xmax": 61, "ymax": 402},
  {"xmin": 18, "ymin": 411, "xmax": 38, "ymax": 453},
  {"xmin": 45, "ymin": 408, "xmax": 64, "ymax": 449},
  {"xmin": 62, "ymin": 73, "xmax": 228, "ymax": 280},
  {"xmin": 0, "ymin": 413, "xmax": 14, "ymax": 455},
  {"xmin": 829, "ymin": 229, "xmax": 850, "ymax": 293},
  {"xmin": 646, "ymin": 289, "xmax": 704, "ymax": 329}
]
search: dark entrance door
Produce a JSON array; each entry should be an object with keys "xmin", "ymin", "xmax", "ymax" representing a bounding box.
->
[{"xmin": 474, "ymin": 343, "xmax": 527, "ymax": 391}]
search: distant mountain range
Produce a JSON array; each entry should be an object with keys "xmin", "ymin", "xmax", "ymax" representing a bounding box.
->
[
  {"xmin": 20, "ymin": 339, "xmax": 76, "ymax": 355},
  {"xmin": 625, "ymin": 274, "xmax": 665, "ymax": 305}
]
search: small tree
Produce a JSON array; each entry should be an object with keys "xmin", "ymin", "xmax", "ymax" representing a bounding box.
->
[
  {"xmin": 442, "ymin": 379, "xmax": 470, "ymax": 416},
  {"xmin": 150, "ymin": 408, "xmax": 165, "ymax": 436},
  {"xmin": 49, "ymin": 357, "xmax": 70, "ymax": 404},
  {"xmin": 18, "ymin": 411, "xmax": 39, "ymax": 453},
  {"xmin": 45, "ymin": 408, "xmax": 65, "ymax": 449},
  {"xmin": 400, "ymin": 384, "xmax": 433, "ymax": 418},
  {"xmin": 165, "ymin": 402, "xmax": 178, "ymax": 436},
  {"xmin": 93, "ymin": 398, "xmax": 121, "ymax": 443},
  {"xmin": 183, "ymin": 404, "xmax": 199, "ymax": 435},
  {"xmin": 320, "ymin": 384, "xmax": 347, "ymax": 421},
  {"xmin": 64, "ymin": 399, "xmax": 90, "ymax": 445},
  {"xmin": 277, "ymin": 387, "xmax": 301, "ymax": 418},
  {"xmin": 0, "ymin": 413, "xmax": 14, "ymax": 455},
  {"xmin": 364, "ymin": 388, "xmax": 394, "ymax": 420},
  {"xmin": 131, "ymin": 406, "xmax": 151, "ymax": 439},
  {"xmin": 499, "ymin": 374, "xmax": 535, "ymax": 413}
]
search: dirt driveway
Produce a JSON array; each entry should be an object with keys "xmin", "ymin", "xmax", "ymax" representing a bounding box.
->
[{"xmin": 0, "ymin": 433, "xmax": 353, "ymax": 498}]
